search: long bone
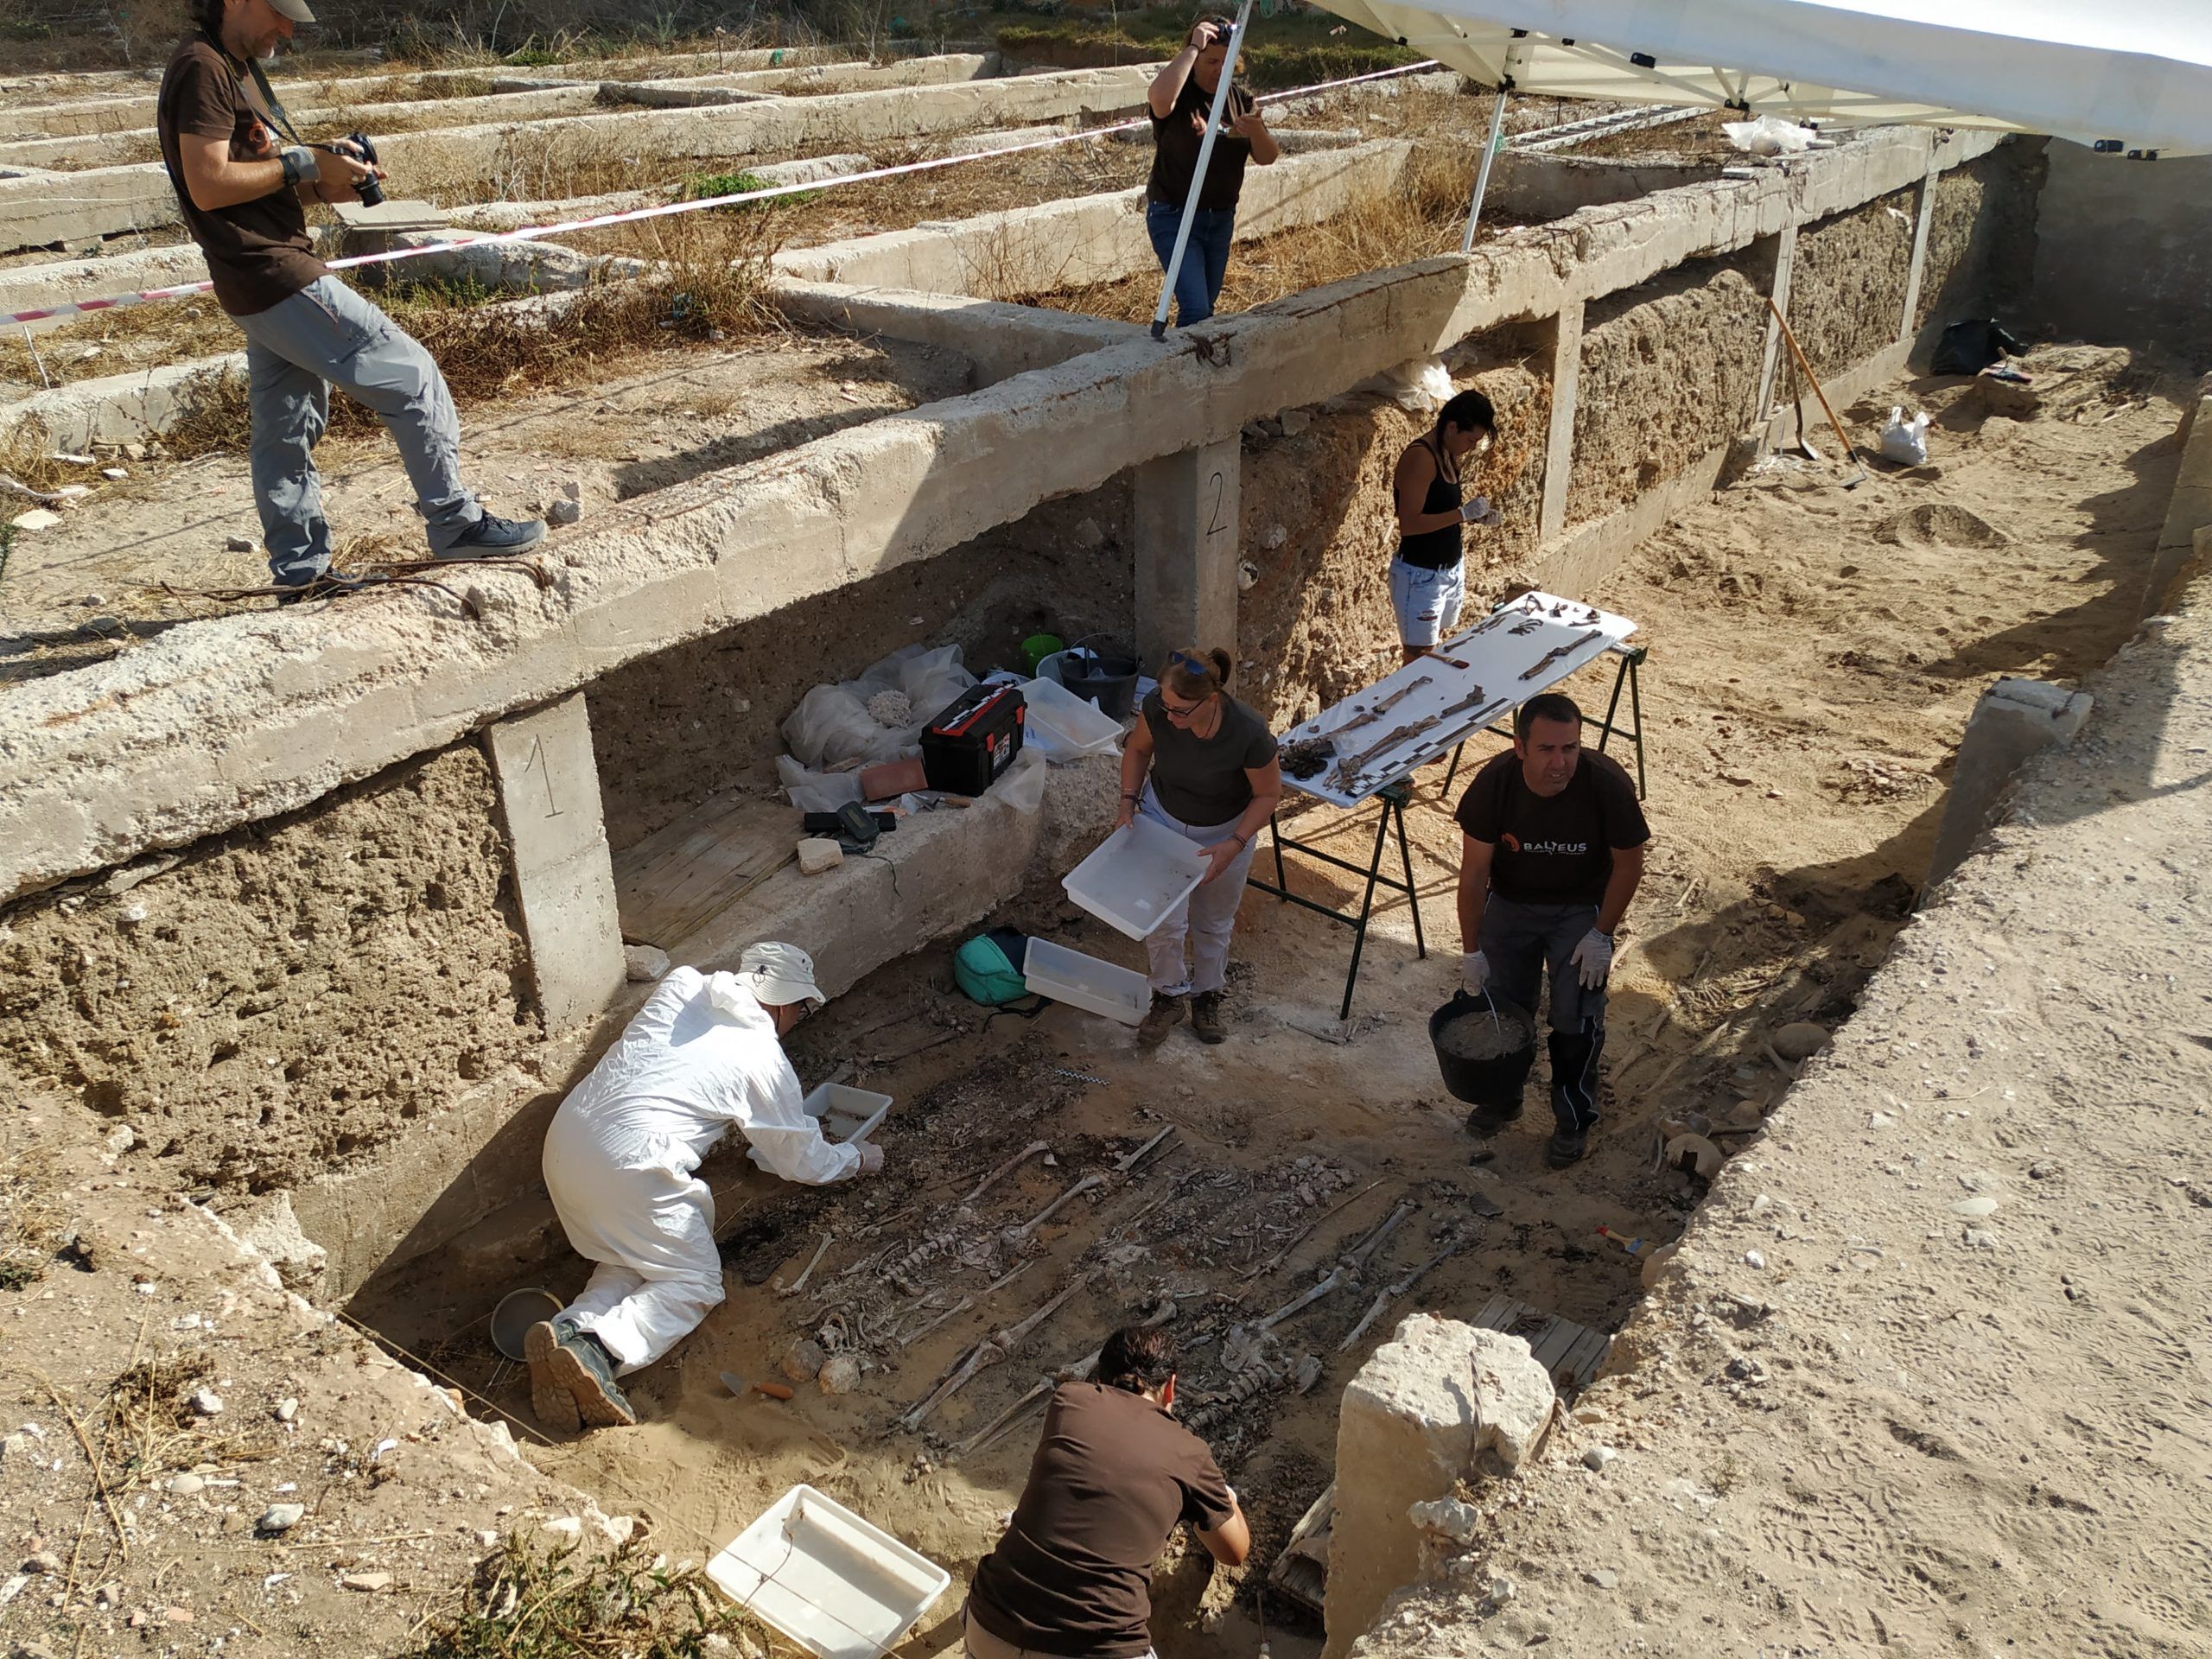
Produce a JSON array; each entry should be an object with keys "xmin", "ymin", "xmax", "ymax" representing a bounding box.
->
[
  {"xmin": 952, "ymin": 1296, "xmax": 1178, "ymax": 1459},
  {"xmin": 900, "ymin": 1271, "xmax": 1095, "ymax": 1432},
  {"xmin": 1002, "ymin": 1173, "xmax": 1106, "ymax": 1248},
  {"xmin": 964, "ymin": 1141, "xmax": 1051, "ymax": 1206}
]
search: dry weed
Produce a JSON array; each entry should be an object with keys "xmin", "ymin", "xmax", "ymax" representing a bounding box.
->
[{"xmin": 0, "ymin": 1142, "xmax": 65, "ymax": 1292}]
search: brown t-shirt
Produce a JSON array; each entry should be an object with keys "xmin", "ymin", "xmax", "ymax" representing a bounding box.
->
[
  {"xmin": 1146, "ymin": 77, "xmax": 1255, "ymax": 212},
  {"xmin": 156, "ymin": 35, "xmax": 325, "ymax": 315},
  {"xmin": 968, "ymin": 1382, "xmax": 1235, "ymax": 1657}
]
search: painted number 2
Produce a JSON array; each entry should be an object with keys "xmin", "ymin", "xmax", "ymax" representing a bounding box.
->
[
  {"xmin": 521, "ymin": 736, "xmax": 564, "ymax": 819},
  {"xmin": 1205, "ymin": 469, "xmax": 1229, "ymax": 539}
]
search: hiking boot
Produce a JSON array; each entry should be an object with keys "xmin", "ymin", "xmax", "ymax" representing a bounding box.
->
[
  {"xmin": 524, "ymin": 1317, "xmax": 636, "ymax": 1430},
  {"xmin": 440, "ymin": 512, "xmax": 546, "ymax": 559},
  {"xmin": 275, "ymin": 567, "xmax": 387, "ymax": 605},
  {"xmin": 1190, "ymin": 990, "xmax": 1227, "ymax": 1045},
  {"xmin": 1546, "ymin": 1125, "xmax": 1591, "ymax": 1168},
  {"xmin": 523, "ymin": 1319, "xmax": 582, "ymax": 1433},
  {"xmin": 1137, "ymin": 991, "xmax": 1185, "ymax": 1050},
  {"xmin": 1465, "ymin": 1099, "xmax": 1523, "ymax": 1135}
]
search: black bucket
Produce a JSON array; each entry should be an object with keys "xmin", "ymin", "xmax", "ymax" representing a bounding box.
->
[
  {"xmin": 1061, "ymin": 645, "xmax": 1140, "ymax": 719},
  {"xmin": 1429, "ymin": 990, "xmax": 1537, "ymax": 1112}
]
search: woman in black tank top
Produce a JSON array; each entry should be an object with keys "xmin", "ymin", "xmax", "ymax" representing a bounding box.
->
[{"xmin": 1389, "ymin": 389, "xmax": 1499, "ymax": 664}]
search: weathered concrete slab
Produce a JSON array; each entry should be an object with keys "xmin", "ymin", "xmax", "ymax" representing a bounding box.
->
[
  {"xmin": 774, "ymin": 140, "xmax": 1414, "ymax": 296},
  {"xmin": 607, "ymin": 52, "xmax": 999, "ymax": 106},
  {"xmin": 0, "ymin": 124, "xmax": 2002, "ymax": 902},
  {"xmin": 772, "ymin": 278, "xmax": 1144, "ymax": 384},
  {"xmin": 1135, "ymin": 437, "xmax": 1243, "ymax": 664},
  {"xmin": 2148, "ymin": 394, "xmax": 2212, "ymax": 612},
  {"xmin": 1924, "ymin": 677, "xmax": 2094, "ymax": 890}
]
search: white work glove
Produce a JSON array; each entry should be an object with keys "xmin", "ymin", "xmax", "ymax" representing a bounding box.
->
[
  {"xmin": 1459, "ymin": 494, "xmax": 1501, "ymax": 527},
  {"xmin": 1460, "ymin": 950, "xmax": 1490, "ymax": 995},
  {"xmin": 1570, "ymin": 929, "xmax": 1614, "ymax": 988},
  {"xmin": 854, "ymin": 1141, "xmax": 886, "ymax": 1177}
]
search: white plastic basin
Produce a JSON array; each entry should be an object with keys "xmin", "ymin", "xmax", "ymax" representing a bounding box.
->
[
  {"xmin": 707, "ymin": 1484, "xmax": 950, "ymax": 1659},
  {"xmin": 1020, "ymin": 675, "xmax": 1123, "ymax": 759},
  {"xmin": 801, "ymin": 1083, "xmax": 892, "ymax": 1144},
  {"xmin": 1023, "ymin": 937, "xmax": 1149, "ymax": 1025},
  {"xmin": 1063, "ymin": 816, "xmax": 1207, "ymax": 940}
]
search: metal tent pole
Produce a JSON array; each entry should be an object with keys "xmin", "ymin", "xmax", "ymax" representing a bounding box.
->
[
  {"xmin": 1459, "ymin": 87, "xmax": 1510, "ymax": 253},
  {"xmin": 1149, "ymin": 0, "xmax": 1256, "ymax": 340}
]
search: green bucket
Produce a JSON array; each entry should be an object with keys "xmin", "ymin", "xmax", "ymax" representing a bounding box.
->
[{"xmin": 1020, "ymin": 632, "xmax": 1065, "ymax": 674}]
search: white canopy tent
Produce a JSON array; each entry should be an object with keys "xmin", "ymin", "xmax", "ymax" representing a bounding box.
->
[{"xmin": 1300, "ymin": 0, "xmax": 2212, "ymax": 157}]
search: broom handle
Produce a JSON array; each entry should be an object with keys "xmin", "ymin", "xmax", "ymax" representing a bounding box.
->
[{"xmin": 1765, "ymin": 294, "xmax": 1859, "ymax": 464}]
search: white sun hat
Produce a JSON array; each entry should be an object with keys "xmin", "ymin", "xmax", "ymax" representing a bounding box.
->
[{"xmin": 737, "ymin": 941, "xmax": 825, "ymax": 1011}]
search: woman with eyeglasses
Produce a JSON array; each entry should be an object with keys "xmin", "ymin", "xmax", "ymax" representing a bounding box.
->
[
  {"xmin": 1390, "ymin": 389, "xmax": 1501, "ymax": 665},
  {"xmin": 1116, "ymin": 647, "xmax": 1283, "ymax": 1046}
]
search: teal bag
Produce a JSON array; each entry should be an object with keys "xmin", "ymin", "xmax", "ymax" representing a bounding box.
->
[{"xmin": 955, "ymin": 927, "xmax": 1032, "ymax": 1007}]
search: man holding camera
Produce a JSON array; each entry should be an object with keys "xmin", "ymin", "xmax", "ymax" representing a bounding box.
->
[{"xmin": 158, "ymin": 0, "xmax": 542, "ymax": 600}]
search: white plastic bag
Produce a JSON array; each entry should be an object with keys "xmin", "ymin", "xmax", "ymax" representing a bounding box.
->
[
  {"xmin": 1723, "ymin": 114, "xmax": 1816, "ymax": 156},
  {"xmin": 1878, "ymin": 404, "xmax": 1931, "ymax": 467},
  {"xmin": 776, "ymin": 754, "xmax": 863, "ymax": 813},
  {"xmin": 782, "ymin": 683, "xmax": 886, "ymax": 771},
  {"xmin": 995, "ymin": 747, "xmax": 1049, "ymax": 815},
  {"xmin": 1367, "ymin": 356, "xmax": 1454, "ymax": 413}
]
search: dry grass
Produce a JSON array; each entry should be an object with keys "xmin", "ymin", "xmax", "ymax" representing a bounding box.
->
[
  {"xmin": 0, "ymin": 1142, "xmax": 65, "ymax": 1293},
  {"xmin": 0, "ymin": 413, "xmax": 114, "ymax": 496},
  {"xmin": 0, "ymin": 294, "xmax": 238, "ymax": 393}
]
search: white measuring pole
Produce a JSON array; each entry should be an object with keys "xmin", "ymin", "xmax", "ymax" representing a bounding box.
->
[
  {"xmin": 1459, "ymin": 86, "xmax": 1510, "ymax": 253},
  {"xmin": 1149, "ymin": 0, "xmax": 1257, "ymax": 341}
]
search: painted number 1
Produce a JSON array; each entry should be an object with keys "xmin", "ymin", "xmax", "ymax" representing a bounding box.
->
[
  {"xmin": 1205, "ymin": 469, "xmax": 1229, "ymax": 539},
  {"xmin": 521, "ymin": 736, "xmax": 564, "ymax": 819}
]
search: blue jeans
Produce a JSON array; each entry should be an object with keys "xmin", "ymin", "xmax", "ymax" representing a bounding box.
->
[{"xmin": 1145, "ymin": 200, "xmax": 1235, "ymax": 326}]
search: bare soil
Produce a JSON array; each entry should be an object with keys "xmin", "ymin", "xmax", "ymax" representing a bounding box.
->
[{"xmin": 346, "ymin": 346, "xmax": 2176, "ymax": 1658}]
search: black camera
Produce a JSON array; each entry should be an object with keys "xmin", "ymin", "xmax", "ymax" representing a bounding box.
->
[{"xmin": 344, "ymin": 131, "xmax": 384, "ymax": 208}]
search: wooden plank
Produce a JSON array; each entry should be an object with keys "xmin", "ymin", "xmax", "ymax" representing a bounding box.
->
[
  {"xmin": 613, "ymin": 790, "xmax": 798, "ymax": 947},
  {"xmin": 1528, "ymin": 1318, "xmax": 1580, "ymax": 1374},
  {"xmin": 1560, "ymin": 1327, "xmax": 1611, "ymax": 1389},
  {"xmin": 1471, "ymin": 1294, "xmax": 1524, "ymax": 1332}
]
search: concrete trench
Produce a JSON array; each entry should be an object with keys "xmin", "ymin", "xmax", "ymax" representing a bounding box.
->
[{"xmin": 1, "ymin": 54, "xmax": 2207, "ymax": 1657}]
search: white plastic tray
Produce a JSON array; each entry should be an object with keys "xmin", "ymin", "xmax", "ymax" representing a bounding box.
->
[
  {"xmin": 1023, "ymin": 937, "xmax": 1149, "ymax": 1026},
  {"xmin": 1021, "ymin": 674, "xmax": 1123, "ymax": 759},
  {"xmin": 801, "ymin": 1083, "xmax": 891, "ymax": 1144},
  {"xmin": 1063, "ymin": 816, "xmax": 1207, "ymax": 940},
  {"xmin": 707, "ymin": 1484, "xmax": 950, "ymax": 1659}
]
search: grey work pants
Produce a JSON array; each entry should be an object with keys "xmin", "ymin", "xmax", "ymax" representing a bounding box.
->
[
  {"xmin": 1138, "ymin": 788, "xmax": 1260, "ymax": 998},
  {"xmin": 232, "ymin": 275, "xmax": 480, "ymax": 583},
  {"xmin": 1478, "ymin": 892, "xmax": 1606, "ymax": 1130}
]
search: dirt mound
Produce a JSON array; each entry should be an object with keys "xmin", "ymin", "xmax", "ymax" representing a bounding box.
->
[{"xmin": 1872, "ymin": 503, "xmax": 2011, "ymax": 547}]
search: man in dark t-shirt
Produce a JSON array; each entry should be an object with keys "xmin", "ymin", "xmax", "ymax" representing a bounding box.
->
[
  {"xmin": 1142, "ymin": 16, "xmax": 1280, "ymax": 327},
  {"xmin": 156, "ymin": 0, "xmax": 541, "ymax": 597},
  {"xmin": 1455, "ymin": 692, "xmax": 1650, "ymax": 1167},
  {"xmin": 966, "ymin": 1325, "xmax": 1249, "ymax": 1658}
]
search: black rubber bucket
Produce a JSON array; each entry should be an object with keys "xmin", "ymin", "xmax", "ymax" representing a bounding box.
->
[
  {"xmin": 1061, "ymin": 645, "xmax": 1140, "ymax": 719},
  {"xmin": 1429, "ymin": 990, "xmax": 1537, "ymax": 1112}
]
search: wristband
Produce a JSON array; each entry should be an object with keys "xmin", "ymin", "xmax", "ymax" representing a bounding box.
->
[{"xmin": 280, "ymin": 146, "xmax": 319, "ymax": 187}]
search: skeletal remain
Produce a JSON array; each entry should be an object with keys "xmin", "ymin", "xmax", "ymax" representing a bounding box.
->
[
  {"xmin": 1338, "ymin": 1238, "xmax": 1465, "ymax": 1352},
  {"xmin": 953, "ymin": 1297, "xmax": 1177, "ymax": 1459},
  {"xmin": 1331, "ymin": 685, "xmax": 1493, "ymax": 791},
  {"xmin": 1002, "ymin": 1173, "xmax": 1106, "ymax": 1247},
  {"xmin": 1248, "ymin": 1200, "xmax": 1417, "ymax": 1336},
  {"xmin": 1184, "ymin": 1357, "xmax": 1287, "ymax": 1432},
  {"xmin": 1519, "ymin": 628, "xmax": 1604, "ymax": 681},
  {"xmin": 775, "ymin": 1231, "xmax": 836, "ymax": 1298},
  {"xmin": 895, "ymin": 1296, "xmax": 974, "ymax": 1350},
  {"xmin": 1240, "ymin": 1179, "xmax": 1387, "ymax": 1286},
  {"xmin": 1334, "ymin": 673, "xmax": 1433, "ymax": 736},
  {"xmin": 1114, "ymin": 1126, "xmax": 1177, "ymax": 1176},
  {"xmin": 901, "ymin": 1272, "xmax": 1095, "ymax": 1432},
  {"xmin": 964, "ymin": 1141, "xmax": 1051, "ymax": 1207},
  {"xmin": 885, "ymin": 1229, "xmax": 961, "ymax": 1285}
]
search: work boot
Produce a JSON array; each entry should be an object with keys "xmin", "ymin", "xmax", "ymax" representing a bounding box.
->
[
  {"xmin": 526, "ymin": 1317, "xmax": 637, "ymax": 1430},
  {"xmin": 275, "ymin": 566, "xmax": 387, "ymax": 605},
  {"xmin": 523, "ymin": 1319, "xmax": 582, "ymax": 1433},
  {"xmin": 440, "ymin": 512, "xmax": 546, "ymax": 559},
  {"xmin": 1138, "ymin": 991, "xmax": 1185, "ymax": 1050},
  {"xmin": 1546, "ymin": 1125, "xmax": 1590, "ymax": 1167},
  {"xmin": 1190, "ymin": 990, "xmax": 1227, "ymax": 1045},
  {"xmin": 1465, "ymin": 1097, "xmax": 1523, "ymax": 1135}
]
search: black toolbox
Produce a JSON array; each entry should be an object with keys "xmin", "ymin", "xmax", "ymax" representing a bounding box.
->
[{"xmin": 921, "ymin": 683, "xmax": 1026, "ymax": 795}]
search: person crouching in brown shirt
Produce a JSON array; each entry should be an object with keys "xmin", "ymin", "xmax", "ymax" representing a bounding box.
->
[{"xmin": 964, "ymin": 1324, "xmax": 1250, "ymax": 1658}]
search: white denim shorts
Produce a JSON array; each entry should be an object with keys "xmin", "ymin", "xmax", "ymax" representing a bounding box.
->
[{"xmin": 1389, "ymin": 556, "xmax": 1466, "ymax": 647}]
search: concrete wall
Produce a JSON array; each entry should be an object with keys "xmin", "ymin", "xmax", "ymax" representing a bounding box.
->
[
  {"xmin": 0, "ymin": 125, "xmax": 2005, "ymax": 905},
  {"xmin": 773, "ymin": 140, "xmax": 1412, "ymax": 298},
  {"xmin": 2031, "ymin": 141, "xmax": 2212, "ymax": 369},
  {"xmin": 1487, "ymin": 151, "xmax": 1714, "ymax": 221}
]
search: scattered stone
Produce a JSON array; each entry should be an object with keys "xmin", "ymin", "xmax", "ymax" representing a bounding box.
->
[
  {"xmin": 340, "ymin": 1572, "xmax": 392, "ymax": 1592},
  {"xmin": 1262, "ymin": 523, "xmax": 1288, "ymax": 549},
  {"xmin": 1408, "ymin": 1497, "xmax": 1479, "ymax": 1543},
  {"xmin": 1293, "ymin": 1354, "xmax": 1324, "ymax": 1395},
  {"xmin": 1950, "ymin": 1196, "xmax": 1999, "ymax": 1218},
  {"xmin": 1279, "ymin": 408, "xmax": 1312, "ymax": 436},
  {"xmin": 1581, "ymin": 1446, "xmax": 1617, "ymax": 1471},
  {"xmin": 595, "ymin": 1514, "xmax": 636, "ymax": 1545},
  {"xmin": 188, "ymin": 1389, "xmax": 225, "ymax": 1417},
  {"xmin": 817, "ymin": 1355, "xmax": 862, "ymax": 1395},
  {"xmin": 1744, "ymin": 1249, "xmax": 1767, "ymax": 1268},
  {"xmin": 1587, "ymin": 1567, "xmax": 1621, "ymax": 1590},
  {"xmin": 229, "ymin": 1192, "xmax": 327, "ymax": 1293},
  {"xmin": 541, "ymin": 1516, "xmax": 583, "ymax": 1539},
  {"xmin": 224, "ymin": 535, "xmax": 257, "ymax": 552},
  {"xmin": 8, "ymin": 510, "xmax": 61, "ymax": 532},
  {"xmin": 782, "ymin": 1339, "xmax": 828, "ymax": 1383},
  {"xmin": 13, "ymin": 1642, "xmax": 60, "ymax": 1659},
  {"xmin": 167, "ymin": 1472, "xmax": 205, "ymax": 1497},
  {"xmin": 625, "ymin": 944, "xmax": 672, "ymax": 983},
  {"xmin": 1488, "ymin": 1576, "xmax": 1516, "ymax": 1604},
  {"xmin": 546, "ymin": 497, "xmax": 583, "ymax": 527},
  {"xmin": 2028, "ymin": 1160, "xmax": 2058, "ymax": 1180},
  {"xmin": 21, "ymin": 1553, "xmax": 60, "ymax": 1577},
  {"xmin": 796, "ymin": 836, "xmax": 843, "ymax": 876},
  {"xmin": 274, "ymin": 1398, "xmax": 298, "ymax": 1423},
  {"xmin": 163, "ymin": 1607, "xmax": 194, "ymax": 1624},
  {"xmin": 0, "ymin": 1433, "xmax": 27, "ymax": 1467},
  {"xmin": 256, "ymin": 1503, "xmax": 305, "ymax": 1534},
  {"xmin": 1071, "ymin": 517, "xmax": 1104, "ymax": 550},
  {"xmin": 1963, "ymin": 1228, "xmax": 1999, "ymax": 1249},
  {"xmin": 1770, "ymin": 1021, "xmax": 1833, "ymax": 1061}
]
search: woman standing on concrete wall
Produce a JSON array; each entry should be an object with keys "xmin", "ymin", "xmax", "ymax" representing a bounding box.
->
[
  {"xmin": 1145, "ymin": 15, "xmax": 1280, "ymax": 326},
  {"xmin": 1390, "ymin": 390, "xmax": 1501, "ymax": 664},
  {"xmin": 1116, "ymin": 648, "xmax": 1283, "ymax": 1046}
]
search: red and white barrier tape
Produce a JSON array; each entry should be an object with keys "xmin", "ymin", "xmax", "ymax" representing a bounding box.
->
[{"xmin": 2, "ymin": 58, "xmax": 1444, "ymax": 332}]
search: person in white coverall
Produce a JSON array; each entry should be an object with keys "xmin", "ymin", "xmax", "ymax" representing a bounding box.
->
[{"xmin": 524, "ymin": 942, "xmax": 885, "ymax": 1433}]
